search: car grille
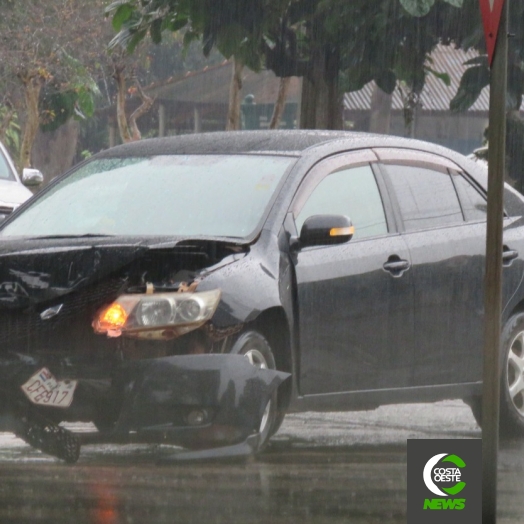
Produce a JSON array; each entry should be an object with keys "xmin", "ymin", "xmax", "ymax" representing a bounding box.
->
[{"xmin": 0, "ymin": 276, "xmax": 127, "ymax": 353}]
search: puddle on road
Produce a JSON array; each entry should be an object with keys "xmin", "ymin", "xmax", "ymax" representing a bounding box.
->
[{"xmin": 0, "ymin": 404, "xmax": 522, "ymax": 523}]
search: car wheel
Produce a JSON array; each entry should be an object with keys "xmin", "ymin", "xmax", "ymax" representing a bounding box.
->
[
  {"xmin": 230, "ymin": 331, "xmax": 277, "ymax": 451},
  {"xmin": 500, "ymin": 314, "xmax": 524, "ymax": 434}
]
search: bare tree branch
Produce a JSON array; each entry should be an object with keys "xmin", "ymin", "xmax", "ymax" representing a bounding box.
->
[
  {"xmin": 129, "ymin": 77, "xmax": 155, "ymax": 141},
  {"xmin": 269, "ymin": 77, "xmax": 291, "ymax": 129},
  {"xmin": 226, "ymin": 57, "xmax": 244, "ymax": 131}
]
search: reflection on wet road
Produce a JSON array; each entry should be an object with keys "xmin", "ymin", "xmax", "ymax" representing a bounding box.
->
[{"xmin": 0, "ymin": 401, "xmax": 522, "ymax": 523}]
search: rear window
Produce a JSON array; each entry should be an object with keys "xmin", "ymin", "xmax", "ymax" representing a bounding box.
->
[{"xmin": 384, "ymin": 164, "xmax": 464, "ymax": 231}]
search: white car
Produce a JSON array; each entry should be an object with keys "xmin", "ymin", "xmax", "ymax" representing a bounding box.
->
[{"xmin": 0, "ymin": 141, "xmax": 43, "ymax": 220}]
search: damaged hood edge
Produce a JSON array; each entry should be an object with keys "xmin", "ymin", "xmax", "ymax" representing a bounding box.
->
[{"xmin": 0, "ymin": 236, "xmax": 246, "ymax": 309}]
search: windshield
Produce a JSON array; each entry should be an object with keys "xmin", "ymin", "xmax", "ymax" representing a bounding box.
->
[{"xmin": 0, "ymin": 154, "xmax": 294, "ymax": 238}]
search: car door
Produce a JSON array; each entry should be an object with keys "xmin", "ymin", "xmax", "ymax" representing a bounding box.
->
[
  {"xmin": 289, "ymin": 150, "xmax": 415, "ymax": 395},
  {"xmin": 376, "ymin": 148, "xmax": 521, "ymax": 386}
]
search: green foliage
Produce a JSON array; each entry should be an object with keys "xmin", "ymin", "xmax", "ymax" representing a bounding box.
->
[
  {"xmin": 110, "ymin": 0, "xmax": 451, "ymax": 89},
  {"xmin": 375, "ymin": 70, "xmax": 397, "ymax": 95},
  {"xmin": 425, "ymin": 66, "xmax": 451, "ymax": 87},
  {"xmin": 39, "ymin": 50, "xmax": 100, "ymax": 132},
  {"xmin": 0, "ymin": 105, "xmax": 21, "ymax": 158},
  {"xmin": 450, "ymin": 64, "xmax": 489, "ymax": 113},
  {"xmin": 332, "ymin": 0, "xmax": 461, "ymax": 101},
  {"xmin": 446, "ymin": 0, "xmax": 524, "ymax": 113},
  {"xmin": 111, "ymin": 3, "xmax": 134, "ymax": 31},
  {"xmin": 103, "ymin": 0, "xmax": 522, "ymax": 132},
  {"xmin": 106, "ymin": 0, "xmax": 284, "ymax": 71},
  {"xmin": 399, "ymin": 0, "xmax": 463, "ymax": 17},
  {"xmin": 399, "ymin": 0, "xmax": 435, "ymax": 17}
]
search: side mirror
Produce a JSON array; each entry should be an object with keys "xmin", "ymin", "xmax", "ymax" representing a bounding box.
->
[
  {"xmin": 22, "ymin": 168, "xmax": 44, "ymax": 187},
  {"xmin": 299, "ymin": 214, "xmax": 354, "ymax": 248}
]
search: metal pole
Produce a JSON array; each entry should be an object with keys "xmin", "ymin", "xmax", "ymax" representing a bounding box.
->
[{"xmin": 482, "ymin": 1, "xmax": 508, "ymax": 522}]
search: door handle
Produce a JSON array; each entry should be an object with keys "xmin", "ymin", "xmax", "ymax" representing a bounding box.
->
[
  {"xmin": 383, "ymin": 258, "xmax": 410, "ymax": 276},
  {"xmin": 502, "ymin": 248, "xmax": 518, "ymax": 266},
  {"xmin": 383, "ymin": 260, "xmax": 410, "ymax": 271}
]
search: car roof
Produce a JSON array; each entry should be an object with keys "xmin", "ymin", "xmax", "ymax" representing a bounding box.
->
[
  {"xmin": 97, "ymin": 130, "xmax": 355, "ymax": 157},
  {"xmin": 100, "ymin": 129, "xmax": 472, "ymax": 157},
  {"xmin": 95, "ymin": 129, "xmax": 482, "ymax": 170},
  {"xmin": 92, "ymin": 129, "xmax": 492, "ymax": 195}
]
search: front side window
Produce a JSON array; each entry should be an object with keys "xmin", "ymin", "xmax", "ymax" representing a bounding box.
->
[
  {"xmin": 295, "ymin": 164, "xmax": 388, "ymax": 240},
  {"xmin": 0, "ymin": 155, "xmax": 295, "ymax": 239},
  {"xmin": 384, "ymin": 164, "xmax": 463, "ymax": 231}
]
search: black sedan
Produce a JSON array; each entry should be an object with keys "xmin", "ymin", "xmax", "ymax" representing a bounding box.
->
[{"xmin": 1, "ymin": 130, "xmax": 523, "ymax": 462}]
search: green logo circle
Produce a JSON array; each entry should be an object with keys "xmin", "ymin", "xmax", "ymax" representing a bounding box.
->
[{"xmin": 423, "ymin": 453, "xmax": 466, "ymax": 496}]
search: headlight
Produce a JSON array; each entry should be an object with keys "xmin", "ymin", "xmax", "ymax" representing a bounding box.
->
[
  {"xmin": 93, "ymin": 289, "xmax": 221, "ymax": 338},
  {"xmin": 136, "ymin": 299, "xmax": 172, "ymax": 326}
]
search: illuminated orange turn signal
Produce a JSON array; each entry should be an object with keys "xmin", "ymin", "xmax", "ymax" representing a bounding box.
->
[
  {"xmin": 329, "ymin": 225, "xmax": 355, "ymax": 237},
  {"xmin": 94, "ymin": 303, "xmax": 128, "ymax": 333}
]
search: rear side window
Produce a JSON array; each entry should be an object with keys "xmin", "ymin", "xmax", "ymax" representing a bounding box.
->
[
  {"xmin": 384, "ymin": 164, "xmax": 463, "ymax": 231},
  {"xmin": 295, "ymin": 164, "xmax": 388, "ymax": 240},
  {"xmin": 452, "ymin": 173, "xmax": 487, "ymax": 221}
]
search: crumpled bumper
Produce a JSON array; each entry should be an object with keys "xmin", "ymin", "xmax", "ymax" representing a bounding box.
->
[
  {"xmin": 111, "ymin": 354, "xmax": 289, "ymax": 449},
  {"xmin": 0, "ymin": 353, "xmax": 290, "ymax": 459}
]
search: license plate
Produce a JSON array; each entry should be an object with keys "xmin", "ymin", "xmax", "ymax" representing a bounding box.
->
[{"xmin": 21, "ymin": 367, "xmax": 77, "ymax": 408}]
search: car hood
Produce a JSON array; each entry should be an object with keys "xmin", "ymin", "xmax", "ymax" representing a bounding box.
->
[
  {"xmin": 0, "ymin": 179, "xmax": 33, "ymax": 206},
  {"xmin": 0, "ymin": 236, "xmax": 245, "ymax": 309}
]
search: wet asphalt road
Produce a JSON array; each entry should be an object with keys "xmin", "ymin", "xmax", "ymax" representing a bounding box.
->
[{"xmin": 0, "ymin": 400, "xmax": 523, "ymax": 524}]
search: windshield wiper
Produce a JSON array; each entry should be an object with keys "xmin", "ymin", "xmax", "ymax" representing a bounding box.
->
[{"xmin": 28, "ymin": 234, "xmax": 115, "ymax": 239}]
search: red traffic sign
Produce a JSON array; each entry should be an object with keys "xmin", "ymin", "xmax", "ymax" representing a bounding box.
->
[{"xmin": 479, "ymin": 0, "xmax": 506, "ymax": 66}]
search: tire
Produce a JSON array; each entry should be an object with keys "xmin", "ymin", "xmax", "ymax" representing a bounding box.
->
[
  {"xmin": 500, "ymin": 313, "xmax": 524, "ymax": 434},
  {"xmin": 230, "ymin": 331, "xmax": 277, "ymax": 451},
  {"xmin": 465, "ymin": 314, "xmax": 524, "ymax": 434}
]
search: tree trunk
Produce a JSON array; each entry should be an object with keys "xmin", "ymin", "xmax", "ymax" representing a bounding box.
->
[
  {"xmin": 226, "ymin": 57, "xmax": 244, "ymax": 131},
  {"xmin": 32, "ymin": 119, "xmax": 79, "ymax": 184},
  {"xmin": 299, "ymin": 44, "xmax": 342, "ymax": 130},
  {"xmin": 369, "ymin": 84, "xmax": 393, "ymax": 134},
  {"xmin": 128, "ymin": 79, "xmax": 154, "ymax": 141},
  {"xmin": 114, "ymin": 66, "xmax": 133, "ymax": 143},
  {"xmin": 19, "ymin": 75, "xmax": 41, "ymax": 169},
  {"xmin": 269, "ymin": 77, "xmax": 291, "ymax": 129},
  {"xmin": 113, "ymin": 65, "xmax": 154, "ymax": 143}
]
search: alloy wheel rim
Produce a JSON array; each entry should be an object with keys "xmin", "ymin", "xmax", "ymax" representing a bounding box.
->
[
  {"xmin": 507, "ymin": 330, "xmax": 524, "ymax": 417},
  {"xmin": 244, "ymin": 348, "xmax": 268, "ymax": 369},
  {"xmin": 244, "ymin": 348, "xmax": 271, "ymax": 432}
]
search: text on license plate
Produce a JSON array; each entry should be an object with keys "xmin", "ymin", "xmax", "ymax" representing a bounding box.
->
[{"xmin": 21, "ymin": 367, "xmax": 77, "ymax": 408}]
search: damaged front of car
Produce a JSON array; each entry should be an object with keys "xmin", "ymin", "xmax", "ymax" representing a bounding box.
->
[{"xmin": 0, "ymin": 147, "xmax": 295, "ymax": 463}]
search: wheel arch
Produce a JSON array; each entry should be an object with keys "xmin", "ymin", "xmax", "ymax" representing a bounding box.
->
[
  {"xmin": 249, "ymin": 306, "xmax": 292, "ymax": 374},
  {"xmin": 506, "ymin": 298, "xmax": 524, "ymax": 321},
  {"xmin": 247, "ymin": 307, "xmax": 293, "ymax": 415}
]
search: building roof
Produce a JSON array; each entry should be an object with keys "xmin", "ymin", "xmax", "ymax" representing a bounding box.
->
[
  {"xmin": 143, "ymin": 45, "xmax": 494, "ymax": 114},
  {"xmin": 147, "ymin": 61, "xmax": 301, "ymax": 105},
  {"xmin": 344, "ymin": 45, "xmax": 490, "ymax": 113}
]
